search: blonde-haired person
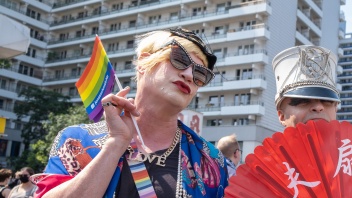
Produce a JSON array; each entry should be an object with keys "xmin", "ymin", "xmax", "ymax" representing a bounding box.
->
[
  {"xmin": 0, "ymin": 169, "xmax": 12, "ymax": 198},
  {"xmin": 8, "ymin": 167, "xmax": 37, "ymax": 198},
  {"xmin": 31, "ymin": 28, "xmax": 228, "ymax": 198},
  {"xmin": 217, "ymin": 134, "xmax": 242, "ymax": 177}
]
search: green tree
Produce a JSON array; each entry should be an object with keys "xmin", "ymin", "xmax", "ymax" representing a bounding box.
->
[
  {"xmin": 8, "ymin": 105, "xmax": 91, "ymax": 171},
  {"xmin": 14, "ymin": 87, "xmax": 72, "ymax": 148},
  {"xmin": 8, "ymin": 87, "xmax": 73, "ymax": 171},
  {"xmin": 0, "ymin": 59, "xmax": 11, "ymax": 68}
]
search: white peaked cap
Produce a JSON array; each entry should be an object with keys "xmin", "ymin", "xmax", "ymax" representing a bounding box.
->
[{"xmin": 273, "ymin": 45, "xmax": 340, "ymax": 109}]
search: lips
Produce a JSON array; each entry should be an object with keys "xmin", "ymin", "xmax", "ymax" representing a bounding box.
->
[{"xmin": 173, "ymin": 81, "xmax": 191, "ymax": 94}]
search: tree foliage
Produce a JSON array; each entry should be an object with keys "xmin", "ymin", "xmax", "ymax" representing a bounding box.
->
[
  {"xmin": 8, "ymin": 105, "xmax": 91, "ymax": 172},
  {"xmin": 14, "ymin": 87, "xmax": 72, "ymax": 147},
  {"xmin": 0, "ymin": 59, "xmax": 11, "ymax": 68}
]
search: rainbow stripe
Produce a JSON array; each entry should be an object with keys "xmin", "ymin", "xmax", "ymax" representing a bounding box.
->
[{"xmin": 76, "ymin": 36, "xmax": 115, "ymax": 122}]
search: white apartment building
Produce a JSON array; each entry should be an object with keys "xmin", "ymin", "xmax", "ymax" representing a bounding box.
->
[
  {"xmin": 0, "ymin": 0, "xmax": 344, "ymax": 165},
  {"xmin": 338, "ymin": 32, "xmax": 352, "ymax": 121}
]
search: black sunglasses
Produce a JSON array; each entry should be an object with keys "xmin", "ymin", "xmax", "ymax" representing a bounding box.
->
[
  {"xmin": 168, "ymin": 28, "xmax": 217, "ymax": 71},
  {"xmin": 160, "ymin": 39, "xmax": 215, "ymax": 87}
]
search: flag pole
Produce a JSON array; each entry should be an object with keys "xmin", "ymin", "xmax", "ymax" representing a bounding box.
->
[{"xmin": 114, "ymin": 74, "xmax": 146, "ymax": 149}]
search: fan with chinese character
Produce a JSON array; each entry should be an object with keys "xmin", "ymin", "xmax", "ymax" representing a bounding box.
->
[{"xmin": 225, "ymin": 119, "xmax": 352, "ymax": 198}]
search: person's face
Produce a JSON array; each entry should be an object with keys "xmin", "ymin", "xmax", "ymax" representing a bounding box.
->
[
  {"xmin": 139, "ymin": 50, "xmax": 205, "ymax": 108},
  {"xmin": 234, "ymin": 149, "xmax": 242, "ymax": 166},
  {"xmin": 278, "ymin": 97, "xmax": 338, "ymax": 127}
]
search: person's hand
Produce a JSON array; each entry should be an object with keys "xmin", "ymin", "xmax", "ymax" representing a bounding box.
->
[
  {"xmin": 282, "ymin": 115, "xmax": 296, "ymax": 128},
  {"xmin": 101, "ymin": 86, "xmax": 139, "ymax": 145}
]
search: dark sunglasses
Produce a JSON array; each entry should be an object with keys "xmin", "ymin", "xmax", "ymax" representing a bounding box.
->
[
  {"xmin": 168, "ymin": 28, "xmax": 217, "ymax": 71},
  {"xmin": 160, "ymin": 39, "xmax": 215, "ymax": 87}
]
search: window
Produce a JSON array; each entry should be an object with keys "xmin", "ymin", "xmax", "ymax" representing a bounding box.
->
[
  {"xmin": 170, "ymin": 12, "xmax": 178, "ymax": 20},
  {"xmin": 206, "ymin": 119, "xmax": 222, "ymax": 126},
  {"xmin": 129, "ymin": 20, "xmax": 136, "ymax": 28},
  {"xmin": 0, "ymin": 99, "xmax": 3, "ymax": 109},
  {"xmin": 125, "ymin": 61, "xmax": 132, "ymax": 70},
  {"xmin": 92, "ymin": 27, "xmax": 99, "ymax": 34},
  {"xmin": 233, "ymin": 118, "xmax": 249, "ymax": 126},
  {"xmin": 0, "ymin": 79, "xmax": 6, "ymax": 89},
  {"xmin": 127, "ymin": 40, "xmax": 134, "ymax": 49},
  {"xmin": 240, "ymin": 93, "xmax": 251, "ymax": 105},
  {"xmin": 71, "ymin": 68, "xmax": 81, "ymax": 77},
  {"xmin": 69, "ymin": 87, "xmax": 77, "ymax": 96},
  {"xmin": 0, "ymin": 139, "xmax": 8, "ymax": 156},
  {"xmin": 234, "ymin": 94, "xmax": 240, "ymax": 106},
  {"xmin": 216, "ymin": 3, "xmax": 226, "ymax": 12},
  {"xmin": 149, "ymin": 15, "xmax": 161, "ymax": 24},
  {"xmin": 10, "ymin": 141, "xmax": 21, "ymax": 157},
  {"xmin": 208, "ymin": 95, "xmax": 224, "ymax": 107},
  {"xmin": 238, "ymin": 44, "xmax": 254, "ymax": 55},
  {"xmin": 242, "ymin": 69, "xmax": 252, "ymax": 79},
  {"xmin": 214, "ymin": 26, "xmax": 224, "ymax": 35}
]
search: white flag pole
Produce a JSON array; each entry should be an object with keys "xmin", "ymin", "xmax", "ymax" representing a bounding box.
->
[{"xmin": 114, "ymin": 74, "xmax": 146, "ymax": 149}]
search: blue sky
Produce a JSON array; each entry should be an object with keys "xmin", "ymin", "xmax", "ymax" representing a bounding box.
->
[{"xmin": 341, "ymin": 1, "xmax": 352, "ymax": 33}]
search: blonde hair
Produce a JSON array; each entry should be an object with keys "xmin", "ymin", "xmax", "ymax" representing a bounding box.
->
[
  {"xmin": 132, "ymin": 30, "xmax": 208, "ymax": 81},
  {"xmin": 217, "ymin": 134, "xmax": 239, "ymax": 158}
]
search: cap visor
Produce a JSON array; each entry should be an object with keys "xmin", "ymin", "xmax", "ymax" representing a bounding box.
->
[{"xmin": 284, "ymin": 87, "xmax": 340, "ymax": 102}]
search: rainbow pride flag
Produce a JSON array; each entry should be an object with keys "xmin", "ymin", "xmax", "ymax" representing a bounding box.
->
[{"xmin": 76, "ymin": 35, "xmax": 115, "ymax": 122}]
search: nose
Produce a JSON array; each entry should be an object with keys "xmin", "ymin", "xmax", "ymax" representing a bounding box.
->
[
  {"xmin": 179, "ymin": 65, "xmax": 193, "ymax": 83},
  {"xmin": 310, "ymin": 100, "xmax": 324, "ymax": 112}
]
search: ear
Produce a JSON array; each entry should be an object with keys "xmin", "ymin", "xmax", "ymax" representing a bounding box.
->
[
  {"xmin": 137, "ymin": 52, "xmax": 150, "ymax": 75},
  {"xmin": 278, "ymin": 110, "xmax": 286, "ymax": 126},
  {"xmin": 139, "ymin": 52, "xmax": 150, "ymax": 60}
]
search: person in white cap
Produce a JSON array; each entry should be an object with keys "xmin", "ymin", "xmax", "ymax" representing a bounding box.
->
[{"xmin": 272, "ymin": 45, "xmax": 341, "ymax": 127}]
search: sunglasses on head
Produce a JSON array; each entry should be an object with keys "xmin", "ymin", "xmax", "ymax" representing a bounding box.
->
[
  {"xmin": 160, "ymin": 39, "xmax": 215, "ymax": 87},
  {"xmin": 168, "ymin": 28, "xmax": 217, "ymax": 71}
]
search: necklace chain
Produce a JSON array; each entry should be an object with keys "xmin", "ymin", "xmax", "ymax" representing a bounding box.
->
[{"xmin": 127, "ymin": 127, "xmax": 181, "ymax": 167}]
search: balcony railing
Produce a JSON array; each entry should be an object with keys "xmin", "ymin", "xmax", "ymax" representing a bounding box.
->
[
  {"xmin": 48, "ymin": 0, "xmax": 270, "ymax": 44},
  {"xmin": 187, "ymin": 100, "xmax": 264, "ymax": 112},
  {"xmin": 225, "ymin": 49, "xmax": 267, "ymax": 57},
  {"xmin": 206, "ymin": 75, "xmax": 265, "ymax": 87},
  {"xmin": 1, "ymin": 67, "xmax": 43, "ymax": 79},
  {"xmin": 46, "ymin": 47, "xmax": 135, "ymax": 63},
  {"xmin": 0, "ymin": 0, "xmax": 50, "ymax": 24}
]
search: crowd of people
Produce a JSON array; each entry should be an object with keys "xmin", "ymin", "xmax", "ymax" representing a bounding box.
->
[
  {"xmin": 0, "ymin": 167, "xmax": 37, "ymax": 198},
  {"xmin": 1, "ymin": 27, "xmax": 341, "ymax": 198}
]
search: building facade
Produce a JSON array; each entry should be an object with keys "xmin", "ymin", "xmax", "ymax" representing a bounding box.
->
[
  {"xmin": 0, "ymin": 0, "xmax": 344, "ymax": 166},
  {"xmin": 338, "ymin": 32, "xmax": 352, "ymax": 121}
]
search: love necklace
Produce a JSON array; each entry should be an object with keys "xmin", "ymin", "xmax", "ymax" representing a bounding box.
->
[{"xmin": 126, "ymin": 127, "xmax": 181, "ymax": 167}]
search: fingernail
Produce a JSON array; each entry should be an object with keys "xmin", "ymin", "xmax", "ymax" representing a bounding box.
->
[{"xmin": 124, "ymin": 86, "xmax": 130, "ymax": 90}]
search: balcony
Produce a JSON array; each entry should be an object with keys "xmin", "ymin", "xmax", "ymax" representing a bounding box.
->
[
  {"xmin": 339, "ymin": 28, "xmax": 345, "ymax": 39},
  {"xmin": 337, "ymin": 65, "xmax": 343, "ymax": 75},
  {"xmin": 187, "ymin": 100, "xmax": 265, "ymax": 116},
  {"xmin": 226, "ymin": 23, "xmax": 270, "ymax": 41},
  {"xmin": 198, "ymin": 75, "xmax": 266, "ymax": 93},
  {"xmin": 297, "ymin": 10, "xmax": 322, "ymax": 36},
  {"xmin": 45, "ymin": 48, "xmax": 135, "ymax": 67},
  {"xmin": 295, "ymin": 30, "xmax": 313, "ymax": 46},
  {"xmin": 338, "ymin": 48, "xmax": 344, "ymax": 57},
  {"xmin": 0, "ymin": 0, "xmax": 50, "ymax": 28},
  {"xmin": 217, "ymin": 49, "xmax": 268, "ymax": 67},
  {"xmin": 47, "ymin": 0, "xmax": 271, "ymax": 48}
]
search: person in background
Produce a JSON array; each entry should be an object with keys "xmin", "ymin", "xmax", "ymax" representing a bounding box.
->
[
  {"xmin": 0, "ymin": 168, "xmax": 12, "ymax": 198},
  {"xmin": 7, "ymin": 171, "xmax": 20, "ymax": 189},
  {"xmin": 217, "ymin": 134, "xmax": 242, "ymax": 177},
  {"xmin": 8, "ymin": 167, "xmax": 37, "ymax": 198},
  {"xmin": 272, "ymin": 45, "xmax": 340, "ymax": 128},
  {"xmin": 31, "ymin": 28, "xmax": 228, "ymax": 198}
]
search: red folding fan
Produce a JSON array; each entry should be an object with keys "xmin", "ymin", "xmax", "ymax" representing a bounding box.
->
[{"xmin": 225, "ymin": 119, "xmax": 352, "ymax": 198}]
